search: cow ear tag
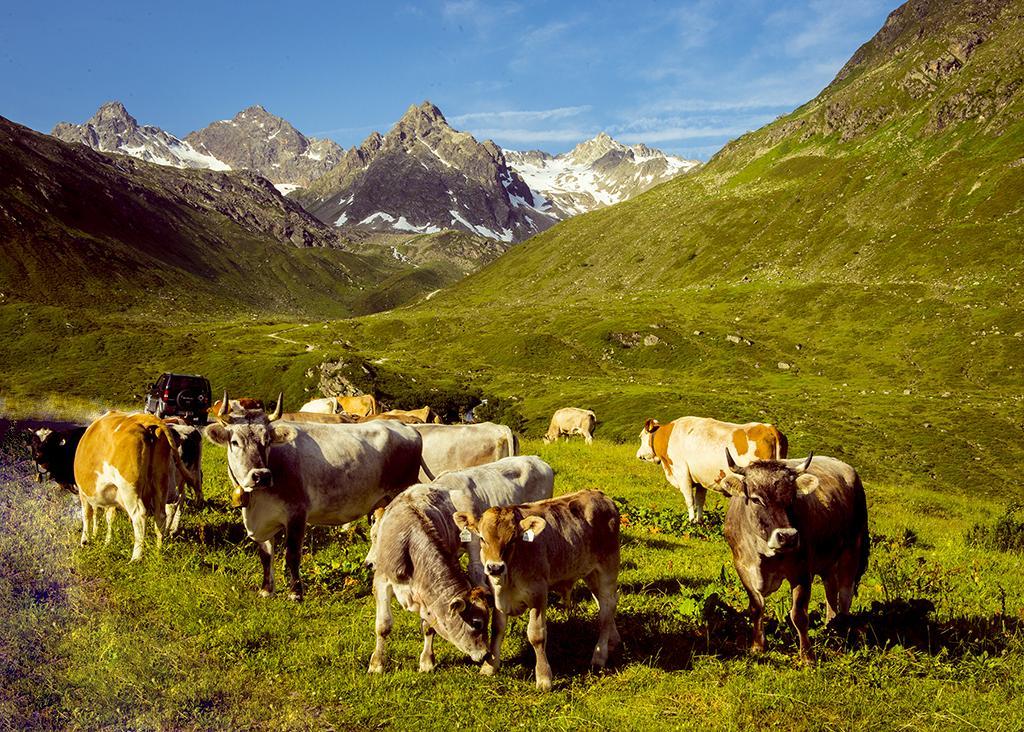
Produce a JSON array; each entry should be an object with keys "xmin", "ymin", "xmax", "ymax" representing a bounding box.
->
[
  {"xmin": 460, "ymin": 528, "xmax": 472, "ymax": 543},
  {"xmin": 522, "ymin": 529, "xmax": 535, "ymax": 542}
]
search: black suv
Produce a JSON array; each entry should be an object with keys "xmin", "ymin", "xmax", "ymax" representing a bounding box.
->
[{"xmin": 144, "ymin": 373, "xmax": 212, "ymax": 424}]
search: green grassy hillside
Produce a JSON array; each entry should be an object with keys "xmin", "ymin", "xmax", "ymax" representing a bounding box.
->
[{"xmin": 3, "ymin": 1, "xmax": 1023, "ymax": 496}]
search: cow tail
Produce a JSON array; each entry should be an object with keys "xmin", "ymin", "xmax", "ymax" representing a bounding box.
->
[
  {"xmin": 157, "ymin": 425, "xmax": 199, "ymax": 490},
  {"xmin": 776, "ymin": 429, "xmax": 789, "ymax": 460},
  {"xmin": 419, "ymin": 458, "xmax": 436, "ymax": 482},
  {"xmin": 856, "ymin": 475, "xmax": 870, "ymax": 585}
]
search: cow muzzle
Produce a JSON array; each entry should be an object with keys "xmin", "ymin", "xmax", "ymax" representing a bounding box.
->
[
  {"xmin": 245, "ymin": 468, "xmax": 273, "ymax": 489},
  {"xmin": 485, "ymin": 562, "xmax": 506, "ymax": 579},
  {"xmin": 767, "ymin": 528, "xmax": 800, "ymax": 553}
]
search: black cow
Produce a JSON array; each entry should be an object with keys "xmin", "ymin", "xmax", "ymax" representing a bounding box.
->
[{"xmin": 29, "ymin": 426, "xmax": 87, "ymax": 494}]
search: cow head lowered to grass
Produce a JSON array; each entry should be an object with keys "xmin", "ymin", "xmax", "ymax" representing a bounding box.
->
[{"xmin": 203, "ymin": 392, "xmax": 295, "ymax": 507}]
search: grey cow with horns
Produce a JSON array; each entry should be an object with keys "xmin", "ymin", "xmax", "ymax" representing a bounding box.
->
[{"xmin": 203, "ymin": 392, "xmax": 423, "ymax": 601}]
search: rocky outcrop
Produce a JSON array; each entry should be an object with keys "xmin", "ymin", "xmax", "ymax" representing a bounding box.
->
[
  {"xmin": 52, "ymin": 102, "xmax": 229, "ymax": 171},
  {"xmin": 299, "ymin": 101, "xmax": 558, "ymax": 243},
  {"xmin": 185, "ymin": 105, "xmax": 343, "ymax": 189},
  {"xmin": 53, "ymin": 102, "xmax": 343, "ymax": 192}
]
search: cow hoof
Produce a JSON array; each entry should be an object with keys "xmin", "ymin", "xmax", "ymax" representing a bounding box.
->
[
  {"xmin": 799, "ymin": 653, "xmax": 816, "ymax": 666},
  {"xmin": 367, "ymin": 664, "xmax": 383, "ymax": 674},
  {"xmin": 418, "ymin": 662, "xmax": 435, "ymax": 673},
  {"xmin": 480, "ymin": 663, "xmax": 498, "ymax": 676},
  {"xmin": 288, "ymin": 591, "xmax": 303, "ymax": 602},
  {"xmin": 259, "ymin": 589, "xmax": 273, "ymax": 598},
  {"xmin": 536, "ymin": 677, "xmax": 553, "ymax": 692}
]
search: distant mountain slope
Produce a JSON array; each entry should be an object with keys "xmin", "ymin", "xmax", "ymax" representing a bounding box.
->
[
  {"xmin": 1, "ymin": 115, "xmax": 412, "ymax": 316},
  {"xmin": 445, "ymin": 0, "xmax": 1024, "ymax": 306},
  {"xmin": 504, "ymin": 133, "xmax": 699, "ymax": 218},
  {"xmin": 185, "ymin": 106, "xmax": 343, "ymax": 190},
  {"xmin": 52, "ymin": 102, "xmax": 343, "ymax": 192},
  {"xmin": 298, "ymin": 102, "xmax": 558, "ymax": 243},
  {"xmin": 52, "ymin": 102, "xmax": 230, "ymax": 172}
]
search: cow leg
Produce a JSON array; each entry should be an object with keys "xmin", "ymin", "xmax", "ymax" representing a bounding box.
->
[
  {"xmin": 584, "ymin": 430, "xmax": 593, "ymax": 445},
  {"xmin": 256, "ymin": 538, "xmax": 276, "ymax": 597},
  {"xmin": 126, "ymin": 503, "xmax": 147, "ymax": 562},
  {"xmin": 152, "ymin": 501, "xmax": 166, "ymax": 553},
  {"xmin": 747, "ymin": 587, "xmax": 766, "ymax": 653},
  {"xmin": 79, "ymin": 496, "xmax": 93, "ymax": 546},
  {"xmin": 90, "ymin": 504, "xmax": 101, "ymax": 538},
  {"xmin": 822, "ymin": 575, "xmax": 841, "ymax": 623},
  {"xmin": 585, "ymin": 569, "xmax": 619, "ymax": 669},
  {"xmin": 674, "ymin": 471, "xmax": 699, "ymax": 523},
  {"xmin": 284, "ymin": 518, "xmax": 306, "ymax": 602},
  {"xmin": 528, "ymin": 606, "xmax": 553, "ymax": 691},
  {"xmin": 419, "ymin": 619, "xmax": 437, "ymax": 672},
  {"xmin": 104, "ymin": 507, "xmax": 116, "ymax": 545},
  {"xmin": 693, "ymin": 485, "xmax": 707, "ymax": 523},
  {"xmin": 368, "ymin": 578, "xmax": 394, "ymax": 673},
  {"xmin": 790, "ymin": 581, "xmax": 814, "ymax": 664},
  {"xmin": 480, "ymin": 608, "xmax": 507, "ymax": 676},
  {"xmin": 192, "ymin": 467, "xmax": 204, "ymax": 508}
]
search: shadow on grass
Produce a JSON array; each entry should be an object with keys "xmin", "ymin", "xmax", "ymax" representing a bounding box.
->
[{"xmin": 824, "ymin": 598, "xmax": 1024, "ymax": 658}]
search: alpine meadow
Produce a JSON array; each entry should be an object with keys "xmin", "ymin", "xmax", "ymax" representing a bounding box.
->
[{"xmin": 2, "ymin": 1, "xmax": 1024, "ymax": 730}]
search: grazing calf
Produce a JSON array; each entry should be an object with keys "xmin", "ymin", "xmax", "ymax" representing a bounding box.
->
[
  {"xmin": 29, "ymin": 426, "xmax": 86, "ymax": 494},
  {"xmin": 366, "ymin": 455, "xmax": 555, "ymax": 584},
  {"xmin": 368, "ymin": 486, "xmax": 491, "ymax": 673},
  {"xmin": 74, "ymin": 412, "xmax": 198, "ymax": 561},
  {"xmin": 636, "ymin": 416, "xmax": 788, "ymax": 522},
  {"xmin": 543, "ymin": 408, "xmax": 597, "ymax": 445},
  {"xmin": 719, "ymin": 452, "xmax": 869, "ymax": 663},
  {"xmin": 412, "ymin": 422, "xmax": 519, "ymax": 482},
  {"xmin": 204, "ymin": 393, "xmax": 422, "ymax": 600},
  {"xmin": 454, "ymin": 489, "xmax": 620, "ymax": 690}
]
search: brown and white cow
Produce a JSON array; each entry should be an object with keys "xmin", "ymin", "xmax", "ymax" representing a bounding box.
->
[
  {"xmin": 454, "ymin": 489, "xmax": 620, "ymax": 691},
  {"xmin": 719, "ymin": 452, "xmax": 869, "ymax": 663},
  {"xmin": 368, "ymin": 486, "xmax": 492, "ymax": 674},
  {"xmin": 542, "ymin": 407, "xmax": 597, "ymax": 445},
  {"xmin": 636, "ymin": 416, "xmax": 788, "ymax": 522},
  {"xmin": 204, "ymin": 394, "xmax": 422, "ymax": 600},
  {"xmin": 74, "ymin": 412, "xmax": 198, "ymax": 561},
  {"xmin": 412, "ymin": 422, "xmax": 519, "ymax": 482}
]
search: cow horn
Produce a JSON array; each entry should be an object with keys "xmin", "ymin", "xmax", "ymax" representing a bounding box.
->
[
  {"xmin": 267, "ymin": 392, "xmax": 283, "ymax": 422},
  {"xmin": 216, "ymin": 390, "xmax": 230, "ymax": 422},
  {"xmin": 797, "ymin": 452, "xmax": 814, "ymax": 474},
  {"xmin": 725, "ymin": 448, "xmax": 747, "ymax": 476}
]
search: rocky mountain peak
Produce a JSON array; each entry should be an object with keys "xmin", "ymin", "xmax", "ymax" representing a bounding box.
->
[{"xmin": 567, "ymin": 132, "xmax": 627, "ymax": 166}]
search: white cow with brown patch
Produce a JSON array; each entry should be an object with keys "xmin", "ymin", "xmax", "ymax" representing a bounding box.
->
[
  {"xmin": 542, "ymin": 407, "xmax": 597, "ymax": 445},
  {"xmin": 636, "ymin": 416, "xmax": 788, "ymax": 523}
]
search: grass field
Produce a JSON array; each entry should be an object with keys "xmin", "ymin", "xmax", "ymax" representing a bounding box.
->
[{"xmin": 4, "ymin": 432, "xmax": 1024, "ymax": 731}]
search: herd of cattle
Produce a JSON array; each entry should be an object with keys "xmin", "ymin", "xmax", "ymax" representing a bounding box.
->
[{"xmin": 27, "ymin": 393, "xmax": 868, "ymax": 690}]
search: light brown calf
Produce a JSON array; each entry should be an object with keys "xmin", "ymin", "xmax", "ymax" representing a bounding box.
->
[{"xmin": 454, "ymin": 489, "xmax": 620, "ymax": 691}]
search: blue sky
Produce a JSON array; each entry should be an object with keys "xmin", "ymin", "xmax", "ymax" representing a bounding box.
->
[{"xmin": 0, "ymin": 1, "xmax": 893, "ymax": 160}]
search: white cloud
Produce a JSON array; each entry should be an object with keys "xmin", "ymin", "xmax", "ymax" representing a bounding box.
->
[
  {"xmin": 449, "ymin": 106, "xmax": 592, "ymax": 125},
  {"xmin": 468, "ymin": 127, "xmax": 599, "ymax": 144}
]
